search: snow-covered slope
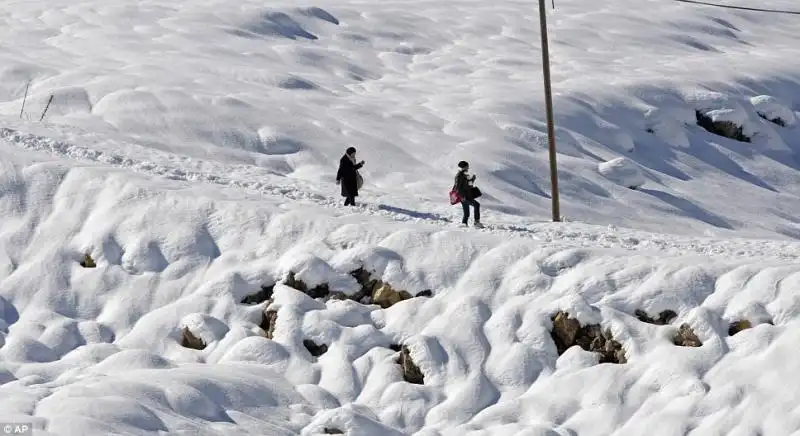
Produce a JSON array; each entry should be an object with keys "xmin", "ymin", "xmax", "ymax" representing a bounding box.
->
[
  {"xmin": 2, "ymin": 0, "xmax": 800, "ymax": 237},
  {"xmin": 2, "ymin": 0, "xmax": 800, "ymax": 434}
]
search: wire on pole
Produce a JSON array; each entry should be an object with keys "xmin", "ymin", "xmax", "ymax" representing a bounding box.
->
[{"xmin": 674, "ymin": 0, "xmax": 800, "ymax": 15}]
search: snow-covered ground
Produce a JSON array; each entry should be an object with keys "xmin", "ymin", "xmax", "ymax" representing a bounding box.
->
[{"xmin": 1, "ymin": 0, "xmax": 800, "ymax": 434}]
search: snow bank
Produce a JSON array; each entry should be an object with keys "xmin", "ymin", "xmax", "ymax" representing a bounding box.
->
[
  {"xmin": 597, "ymin": 157, "xmax": 646, "ymax": 189},
  {"xmin": 1, "ymin": 149, "xmax": 799, "ymax": 434},
  {"xmin": 643, "ymin": 106, "xmax": 693, "ymax": 148},
  {"xmin": 750, "ymin": 95, "xmax": 797, "ymax": 127}
]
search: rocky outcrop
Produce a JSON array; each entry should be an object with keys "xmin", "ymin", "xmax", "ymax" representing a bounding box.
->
[
  {"xmin": 635, "ymin": 309, "xmax": 677, "ymax": 325},
  {"xmin": 373, "ymin": 283, "xmax": 413, "ymax": 309},
  {"xmin": 323, "ymin": 428, "xmax": 344, "ymax": 435},
  {"xmin": 727, "ymin": 320, "xmax": 752, "ymax": 336},
  {"xmin": 550, "ymin": 311, "xmax": 626, "ymax": 364},
  {"xmin": 180, "ymin": 326, "xmax": 206, "ymax": 350},
  {"xmin": 551, "ymin": 311, "xmax": 581, "ymax": 352},
  {"xmin": 349, "ymin": 268, "xmax": 416, "ymax": 309},
  {"xmin": 260, "ymin": 309, "xmax": 278, "ymax": 339},
  {"xmin": 80, "ymin": 253, "xmax": 96, "ymax": 268},
  {"xmin": 395, "ymin": 345, "xmax": 424, "ymax": 384},
  {"xmin": 349, "ymin": 268, "xmax": 381, "ymax": 304},
  {"xmin": 242, "ymin": 268, "xmax": 425, "ymax": 310},
  {"xmin": 284, "ymin": 271, "xmax": 330, "ymax": 299},
  {"xmin": 303, "ymin": 339, "xmax": 328, "ymax": 357},
  {"xmin": 672, "ymin": 323, "xmax": 702, "ymax": 347},
  {"xmin": 695, "ymin": 110, "xmax": 751, "ymax": 142}
]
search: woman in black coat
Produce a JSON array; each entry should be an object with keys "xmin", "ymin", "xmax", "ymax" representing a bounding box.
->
[
  {"xmin": 336, "ymin": 147, "xmax": 365, "ymax": 206},
  {"xmin": 455, "ymin": 160, "xmax": 483, "ymax": 227}
]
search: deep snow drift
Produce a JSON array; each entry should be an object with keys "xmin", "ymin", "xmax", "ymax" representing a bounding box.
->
[{"xmin": 2, "ymin": 0, "xmax": 800, "ymax": 434}]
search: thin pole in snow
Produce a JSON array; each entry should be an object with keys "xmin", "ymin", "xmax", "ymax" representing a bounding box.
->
[
  {"xmin": 20, "ymin": 81, "xmax": 30, "ymax": 119},
  {"xmin": 538, "ymin": 0, "xmax": 561, "ymax": 222},
  {"xmin": 40, "ymin": 95, "xmax": 53, "ymax": 122}
]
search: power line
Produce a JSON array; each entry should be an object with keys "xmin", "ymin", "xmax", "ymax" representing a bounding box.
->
[{"xmin": 674, "ymin": 0, "xmax": 800, "ymax": 15}]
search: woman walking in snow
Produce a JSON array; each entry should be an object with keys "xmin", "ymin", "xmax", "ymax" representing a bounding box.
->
[
  {"xmin": 336, "ymin": 146, "xmax": 365, "ymax": 206},
  {"xmin": 454, "ymin": 160, "xmax": 483, "ymax": 228}
]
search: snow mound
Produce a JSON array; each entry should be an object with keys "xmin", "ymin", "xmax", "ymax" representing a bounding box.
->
[
  {"xmin": 598, "ymin": 157, "xmax": 646, "ymax": 189},
  {"xmin": 644, "ymin": 106, "xmax": 693, "ymax": 148},
  {"xmin": 750, "ymin": 95, "xmax": 797, "ymax": 127},
  {"xmin": 179, "ymin": 313, "xmax": 230, "ymax": 347},
  {"xmin": 89, "ymin": 348, "xmax": 176, "ymax": 373},
  {"xmin": 277, "ymin": 252, "xmax": 360, "ymax": 295},
  {"xmin": 33, "ymin": 364, "xmax": 311, "ymax": 435}
]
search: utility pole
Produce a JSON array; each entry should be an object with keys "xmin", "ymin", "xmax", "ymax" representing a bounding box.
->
[{"xmin": 538, "ymin": 0, "xmax": 561, "ymax": 222}]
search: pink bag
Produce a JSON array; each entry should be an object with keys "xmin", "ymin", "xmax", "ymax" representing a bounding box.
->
[{"xmin": 449, "ymin": 188, "xmax": 461, "ymax": 205}]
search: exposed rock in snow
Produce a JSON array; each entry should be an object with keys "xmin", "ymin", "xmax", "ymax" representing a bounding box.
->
[
  {"xmin": 373, "ymin": 283, "xmax": 412, "ymax": 309},
  {"xmin": 672, "ymin": 323, "xmax": 702, "ymax": 347},
  {"xmin": 178, "ymin": 314, "xmax": 229, "ymax": 350},
  {"xmin": 180, "ymin": 327, "xmax": 205, "ymax": 350},
  {"xmin": 550, "ymin": 311, "xmax": 626, "ymax": 364},
  {"xmin": 696, "ymin": 109, "xmax": 751, "ymax": 142},
  {"xmin": 241, "ymin": 284, "xmax": 275, "ymax": 305},
  {"xmin": 261, "ymin": 309, "xmax": 279, "ymax": 339},
  {"xmin": 396, "ymin": 345, "xmax": 424, "ymax": 384},
  {"xmin": 79, "ymin": 253, "xmax": 96, "ymax": 268},
  {"xmin": 285, "ymin": 270, "xmax": 331, "ymax": 299},
  {"xmin": 727, "ymin": 319, "xmax": 752, "ymax": 336}
]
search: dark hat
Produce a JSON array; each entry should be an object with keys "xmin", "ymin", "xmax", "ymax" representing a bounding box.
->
[
  {"xmin": 346, "ymin": 147, "xmax": 357, "ymax": 155},
  {"xmin": 458, "ymin": 160, "xmax": 469, "ymax": 168}
]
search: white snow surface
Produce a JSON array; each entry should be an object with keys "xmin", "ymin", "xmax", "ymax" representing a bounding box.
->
[
  {"xmin": 1, "ymin": 0, "xmax": 800, "ymax": 434},
  {"xmin": 597, "ymin": 157, "xmax": 645, "ymax": 189}
]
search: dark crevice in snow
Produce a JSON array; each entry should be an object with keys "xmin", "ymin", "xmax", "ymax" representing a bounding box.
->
[
  {"xmin": 635, "ymin": 309, "xmax": 677, "ymax": 325},
  {"xmin": 757, "ymin": 111, "xmax": 786, "ymax": 127},
  {"xmin": 284, "ymin": 271, "xmax": 330, "ymax": 299},
  {"xmin": 303, "ymin": 339, "xmax": 329, "ymax": 357},
  {"xmin": 241, "ymin": 284, "xmax": 275, "ymax": 305}
]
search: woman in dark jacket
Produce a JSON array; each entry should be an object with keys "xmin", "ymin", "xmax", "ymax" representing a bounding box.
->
[
  {"xmin": 336, "ymin": 147, "xmax": 365, "ymax": 206},
  {"xmin": 455, "ymin": 160, "xmax": 483, "ymax": 227}
]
